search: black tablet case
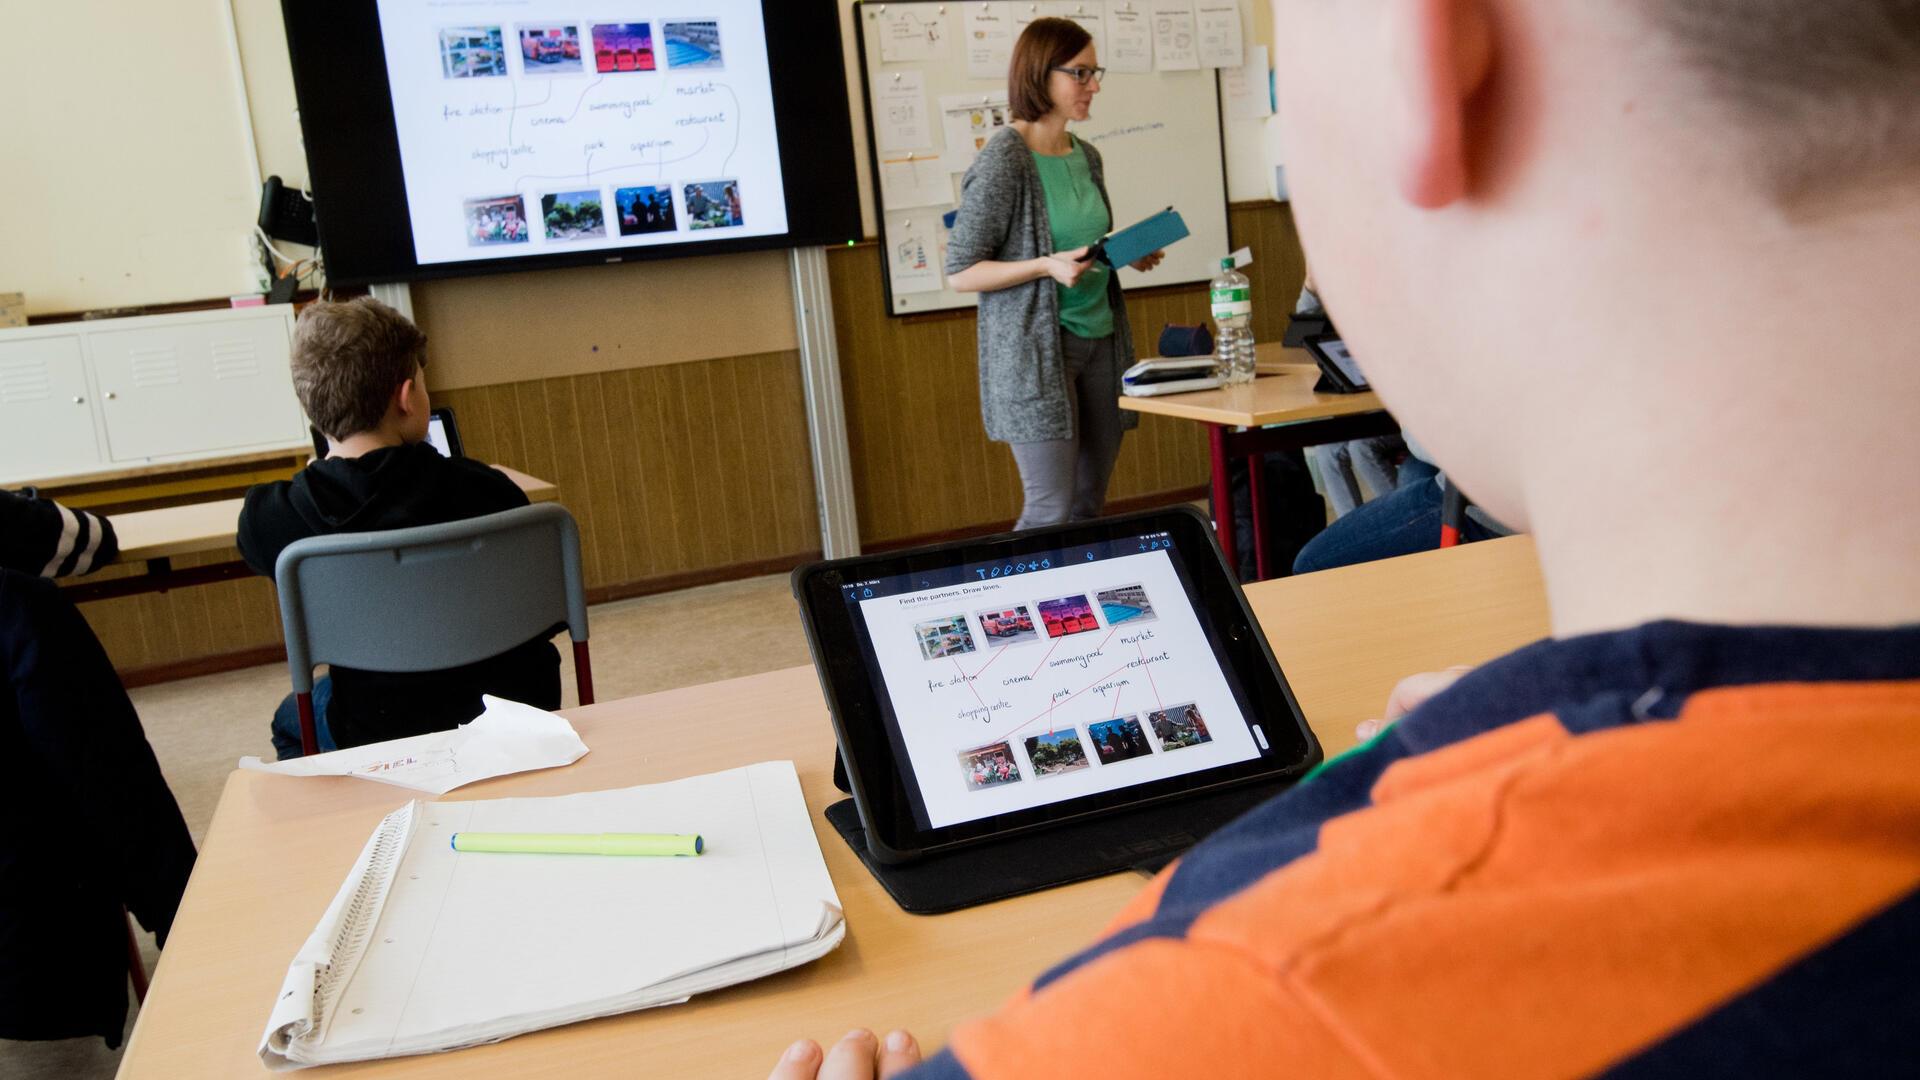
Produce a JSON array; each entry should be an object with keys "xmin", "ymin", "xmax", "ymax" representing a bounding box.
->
[{"xmin": 824, "ymin": 779, "xmax": 1289, "ymax": 915}]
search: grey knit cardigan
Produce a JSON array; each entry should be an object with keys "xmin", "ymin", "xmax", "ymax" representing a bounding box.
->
[{"xmin": 945, "ymin": 128, "xmax": 1140, "ymax": 444}]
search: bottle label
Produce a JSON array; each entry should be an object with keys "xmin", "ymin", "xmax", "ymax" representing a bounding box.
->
[{"xmin": 1210, "ymin": 286, "xmax": 1250, "ymax": 319}]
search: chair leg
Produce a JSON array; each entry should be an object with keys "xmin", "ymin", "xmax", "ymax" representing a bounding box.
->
[
  {"xmin": 572, "ymin": 640, "xmax": 595, "ymax": 706},
  {"xmin": 1440, "ymin": 485, "xmax": 1469, "ymax": 549},
  {"xmin": 297, "ymin": 691, "xmax": 319, "ymax": 757},
  {"xmin": 124, "ymin": 907, "xmax": 148, "ymax": 1004}
]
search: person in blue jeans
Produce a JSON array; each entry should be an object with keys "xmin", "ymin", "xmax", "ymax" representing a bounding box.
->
[
  {"xmin": 1292, "ymin": 451, "xmax": 1500, "ymax": 574},
  {"xmin": 269, "ymin": 675, "xmax": 336, "ymax": 760}
]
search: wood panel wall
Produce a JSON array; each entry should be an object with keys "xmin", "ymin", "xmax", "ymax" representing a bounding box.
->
[
  {"xmin": 76, "ymin": 202, "xmax": 1303, "ymax": 680},
  {"xmin": 430, "ymin": 353, "xmax": 821, "ymax": 589}
]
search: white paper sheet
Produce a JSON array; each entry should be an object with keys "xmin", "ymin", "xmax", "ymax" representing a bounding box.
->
[
  {"xmin": 1149, "ymin": 0, "xmax": 1198, "ymax": 70},
  {"xmin": 239, "ymin": 696, "xmax": 589, "ymax": 795},
  {"xmin": 1105, "ymin": 3, "xmax": 1153, "ymax": 73},
  {"xmin": 1195, "ymin": 0, "xmax": 1243, "ymax": 68},
  {"xmin": 878, "ymin": 3, "xmax": 954, "ymax": 63},
  {"xmin": 962, "ymin": 2, "xmax": 1016, "ymax": 80},
  {"xmin": 940, "ymin": 91, "xmax": 1014, "ymax": 170},
  {"xmin": 881, "ymin": 153, "xmax": 957, "ymax": 209},
  {"xmin": 1040, "ymin": 1, "xmax": 1105, "ymax": 57},
  {"xmin": 876, "ymin": 70, "xmax": 935, "ymax": 152},
  {"xmin": 885, "ymin": 212, "xmax": 946, "ymax": 295},
  {"xmin": 260, "ymin": 762, "xmax": 845, "ymax": 1070},
  {"xmin": 1223, "ymin": 44, "xmax": 1271, "ymax": 119}
]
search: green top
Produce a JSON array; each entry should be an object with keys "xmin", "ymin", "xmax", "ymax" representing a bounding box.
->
[{"xmin": 1032, "ymin": 138, "xmax": 1114, "ymax": 339}]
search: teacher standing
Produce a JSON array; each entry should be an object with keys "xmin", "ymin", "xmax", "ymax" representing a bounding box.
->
[{"xmin": 947, "ymin": 18, "xmax": 1164, "ymax": 530}]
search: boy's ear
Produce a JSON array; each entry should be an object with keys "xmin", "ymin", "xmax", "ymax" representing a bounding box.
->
[
  {"xmin": 393, "ymin": 376, "xmax": 422, "ymax": 418},
  {"xmin": 1389, "ymin": 0, "xmax": 1495, "ymax": 209}
]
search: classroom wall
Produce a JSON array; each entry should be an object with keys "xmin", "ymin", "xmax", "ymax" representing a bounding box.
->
[
  {"xmin": 77, "ymin": 200, "xmax": 1306, "ymax": 679},
  {"xmin": 0, "ymin": 2, "xmax": 264, "ymax": 314}
]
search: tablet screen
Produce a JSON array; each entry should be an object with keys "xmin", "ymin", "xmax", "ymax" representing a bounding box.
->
[
  {"xmin": 426, "ymin": 415, "xmax": 453, "ymax": 458},
  {"xmin": 1319, "ymin": 338, "xmax": 1368, "ymax": 388},
  {"xmin": 838, "ymin": 528, "xmax": 1273, "ymax": 831}
]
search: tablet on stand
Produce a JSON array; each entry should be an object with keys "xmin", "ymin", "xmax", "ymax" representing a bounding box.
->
[{"xmin": 793, "ymin": 507, "xmax": 1321, "ymax": 913}]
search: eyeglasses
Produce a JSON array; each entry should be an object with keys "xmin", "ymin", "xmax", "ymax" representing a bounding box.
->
[{"xmin": 1050, "ymin": 65, "xmax": 1106, "ymax": 85}]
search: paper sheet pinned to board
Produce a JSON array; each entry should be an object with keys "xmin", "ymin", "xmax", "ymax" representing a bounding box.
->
[
  {"xmin": 239, "ymin": 696, "xmax": 589, "ymax": 795},
  {"xmin": 881, "ymin": 153, "xmax": 956, "ymax": 209},
  {"xmin": 1105, "ymin": 4, "xmax": 1154, "ymax": 74},
  {"xmin": 878, "ymin": 3, "xmax": 954, "ymax": 63},
  {"xmin": 876, "ymin": 70, "xmax": 935, "ymax": 152},
  {"xmin": 962, "ymin": 2, "xmax": 1015, "ymax": 80},
  {"xmin": 1195, "ymin": 1, "xmax": 1244, "ymax": 68},
  {"xmin": 884, "ymin": 211, "xmax": 946, "ymax": 296},
  {"xmin": 1222, "ymin": 45, "xmax": 1272, "ymax": 119},
  {"xmin": 1149, "ymin": 0, "xmax": 1199, "ymax": 71}
]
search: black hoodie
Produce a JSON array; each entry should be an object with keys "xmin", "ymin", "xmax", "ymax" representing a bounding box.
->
[{"xmin": 237, "ymin": 442, "xmax": 560, "ymax": 749}]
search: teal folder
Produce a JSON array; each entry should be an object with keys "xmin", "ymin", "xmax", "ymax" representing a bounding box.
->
[{"xmin": 1095, "ymin": 207, "xmax": 1190, "ymax": 268}]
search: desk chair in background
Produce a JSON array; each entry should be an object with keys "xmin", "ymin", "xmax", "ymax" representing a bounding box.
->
[{"xmin": 274, "ymin": 504, "xmax": 595, "ymax": 756}]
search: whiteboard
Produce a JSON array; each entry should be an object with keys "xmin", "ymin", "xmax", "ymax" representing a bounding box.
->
[{"xmin": 854, "ymin": 0, "xmax": 1230, "ymax": 316}]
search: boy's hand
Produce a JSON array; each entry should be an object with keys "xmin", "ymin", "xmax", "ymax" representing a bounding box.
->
[
  {"xmin": 1354, "ymin": 665, "xmax": 1475, "ymax": 742},
  {"xmin": 768, "ymin": 1029, "xmax": 922, "ymax": 1080}
]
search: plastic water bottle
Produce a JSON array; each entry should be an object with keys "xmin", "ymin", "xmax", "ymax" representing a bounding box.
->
[{"xmin": 1210, "ymin": 257, "xmax": 1256, "ymax": 384}]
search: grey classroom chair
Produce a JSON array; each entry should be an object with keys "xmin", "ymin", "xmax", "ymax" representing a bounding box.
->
[{"xmin": 274, "ymin": 503, "xmax": 593, "ymax": 756}]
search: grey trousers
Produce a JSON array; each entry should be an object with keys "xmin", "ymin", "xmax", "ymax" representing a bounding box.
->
[{"xmin": 1009, "ymin": 332, "xmax": 1126, "ymax": 531}]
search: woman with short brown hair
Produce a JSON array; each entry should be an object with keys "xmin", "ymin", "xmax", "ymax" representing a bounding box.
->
[{"xmin": 946, "ymin": 18, "xmax": 1164, "ymax": 529}]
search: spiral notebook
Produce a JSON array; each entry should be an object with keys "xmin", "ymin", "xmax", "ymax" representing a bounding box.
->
[{"xmin": 259, "ymin": 761, "xmax": 844, "ymax": 1070}]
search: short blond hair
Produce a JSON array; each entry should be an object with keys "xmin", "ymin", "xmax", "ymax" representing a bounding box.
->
[
  {"xmin": 1640, "ymin": 1, "xmax": 1920, "ymax": 200},
  {"xmin": 291, "ymin": 297, "xmax": 427, "ymax": 439}
]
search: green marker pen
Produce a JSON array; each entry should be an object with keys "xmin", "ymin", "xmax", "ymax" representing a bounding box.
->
[{"xmin": 450, "ymin": 832, "xmax": 704, "ymax": 856}]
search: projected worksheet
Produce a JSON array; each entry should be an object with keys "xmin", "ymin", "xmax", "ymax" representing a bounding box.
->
[{"xmin": 376, "ymin": 1, "xmax": 789, "ymax": 264}]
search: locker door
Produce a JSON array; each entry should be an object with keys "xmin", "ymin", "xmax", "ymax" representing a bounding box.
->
[
  {"xmin": 89, "ymin": 317, "xmax": 303, "ymax": 461},
  {"xmin": 0, "ymin": 335, "xmax": 104, "ymax": 482}
]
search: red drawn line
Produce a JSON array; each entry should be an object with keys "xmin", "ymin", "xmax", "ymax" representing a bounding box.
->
[
  {"xmin": 1028, "ymin": 639, "xmax": 1061, "ymax": 677},
  {"xmin": 1139, "ymin": 643, "xmax": 1165, "ymax": 712},
  {"xmin": 993, "ymin": 660, "xmax": 1134, "ymax": 743},
  {"xmin": 1096, "ymin": 625, "xmax": 1119, "ymax": 653},
  {"xmin": 953, "ymin": 657, "xmax": 987, "ymax": 712},
  {"xmin": 1109, "ymin": 681, "xmax": 1126, "ymax": 721},
  {"xmin": 969, "ymin": 643, "xmax": 1008, "ymax": 681}
]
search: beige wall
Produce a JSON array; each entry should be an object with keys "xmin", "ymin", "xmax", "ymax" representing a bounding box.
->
[
  {"xmin": 6, "ymin": 2, "xmax": 1282, "ymax": 318},
  {"xmin": 0, "ymin": 3, "xmax": 264, "ymax": 314}
]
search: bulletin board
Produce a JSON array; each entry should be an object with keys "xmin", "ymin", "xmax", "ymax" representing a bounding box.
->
[{"xmin": 853, "ymin": 1, "xmax": 1236, "ymax": 316}]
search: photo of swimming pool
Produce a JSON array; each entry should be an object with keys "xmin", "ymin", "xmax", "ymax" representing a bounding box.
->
[
  {"xmin": 664, "ymin": 20, "xmax": 723, "ymax": 68},
  {"xmin": 1096, "ymin": 584, "xmax": 1157, "ymax": 626}
]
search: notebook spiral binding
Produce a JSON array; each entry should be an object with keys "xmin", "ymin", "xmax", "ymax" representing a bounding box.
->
[{"xmin": 310, "ymin": 802, "xmax": 416, "ymax": 1033}]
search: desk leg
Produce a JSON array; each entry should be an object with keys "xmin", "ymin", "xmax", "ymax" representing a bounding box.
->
[
  {"xmin": 1248, "ymin": 451, "xmax": 1271, "ymax": 581},
  {"xmin": 1208, "ymin": 424, "xmax": 1237, "ymax": 574}
]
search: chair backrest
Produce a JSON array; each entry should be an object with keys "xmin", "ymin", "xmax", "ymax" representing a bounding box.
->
[{"xmin": 274, "ymin": 503, "xmax": 588, "ymax": 692}]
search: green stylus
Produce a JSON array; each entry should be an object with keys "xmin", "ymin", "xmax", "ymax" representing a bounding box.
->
[{"xmin": 449, "ymin": 832, "xmax": 704, "ymax": 856}]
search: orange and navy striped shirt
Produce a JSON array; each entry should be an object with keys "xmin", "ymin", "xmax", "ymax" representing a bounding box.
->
[{"xmin": 909, "ymin": 621, "xmax": 1920, "ymax": 1078}]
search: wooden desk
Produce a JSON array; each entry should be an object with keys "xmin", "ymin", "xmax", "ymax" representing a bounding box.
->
[
  {"xmin": 1121, "ymin": 344, "xmax": 1399, "ymax": 580},
  {"xmin": 61, "ymin": 468, "xmax": 559, "ymax": 604},
  {"xmin": 118, "ymin": 537, "xmax": 1549, "ymax": 1078}
]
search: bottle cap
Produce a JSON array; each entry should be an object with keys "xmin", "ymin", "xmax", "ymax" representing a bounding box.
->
[{"xmin": 1221, "ymin": 257, "xmax": 1234, "ymax": 270}]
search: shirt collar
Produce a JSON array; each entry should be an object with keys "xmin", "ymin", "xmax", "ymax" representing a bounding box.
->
[{"xmin": 1401, "ymin": 620, "xmax": 1920, "ymax": 751}]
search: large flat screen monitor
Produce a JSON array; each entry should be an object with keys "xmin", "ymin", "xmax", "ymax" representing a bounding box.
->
[{"xmin": 281, "ymin": 1, "xmax": 863, "ymax": 285}]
